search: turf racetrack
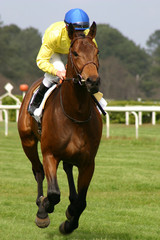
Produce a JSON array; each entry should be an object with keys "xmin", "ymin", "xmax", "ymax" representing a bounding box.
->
[{"xmin": 0, "ymin": 122, "xmax": 160, "ymax": 240}]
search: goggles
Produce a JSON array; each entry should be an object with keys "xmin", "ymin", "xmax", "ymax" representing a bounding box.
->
[{"xmin": 65, "ymin": 21, "xmax": 89, "ymax": 30}]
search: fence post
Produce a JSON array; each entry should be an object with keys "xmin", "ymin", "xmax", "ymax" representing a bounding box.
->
[
  {"xmin": 125, "ymin": 111, "xmax": 129, "ymax": 125},
  {"xmin": 131, "ymin": 111, "xmax": 139, "ymax": 139},
  {"xmin": 0, "ymin": 100, "xmax": 2, "ymax": 121},
  {"xmin": 2, "ymin": 109, "xmax": 8, "ymax": 136},
  {"xmin": 106, "ymin": 112, "xmax": 110, "ymax": 138},
  {"xmin": 152, "ymin": 112, "xmax": 156, "ymax": 125},
  {"xmin": 138, "ymin": 112, "xmax": 142, "ymax": 125}
]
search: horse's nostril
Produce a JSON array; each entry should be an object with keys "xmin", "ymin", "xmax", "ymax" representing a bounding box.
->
[
  {"xmin": 96, "ymin": 77, "xmax": 100, "ymax": 85},
  {"xmin": 86, "ymin": 77, "xmax": 100, "ymax": 85},
  {"xmin": 86, "ymin": 78, "xmax": 92, "ymax": 84},
  {"xmin": 93, "ymin": 78, "xmax": 100, "ymax": 88}
]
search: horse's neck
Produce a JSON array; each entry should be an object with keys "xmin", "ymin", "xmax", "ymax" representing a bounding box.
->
[
  {"xmin": 62, "ymin": 57, "xmax": 91, "ymax": 117},
  {"xmin": 62, "ymin": 81, "xmax": 91, "ymax": 117}
]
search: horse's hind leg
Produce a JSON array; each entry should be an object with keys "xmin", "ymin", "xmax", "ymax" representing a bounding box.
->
[
  {"xmin": 20, "ymin": 135, "xmax": 49, "ymax": 228},
  {"xmin": 63, "ymin": 162, "xmax": 78, "ymax": 219},
  {"xmin": 59, "ymin": 161, "xmax": 95, "ymax": 234}
]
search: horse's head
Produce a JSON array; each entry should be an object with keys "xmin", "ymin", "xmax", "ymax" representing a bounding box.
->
[{"xmin": 67, "ymin": 22, "xmax": 100, "ymax": 94}]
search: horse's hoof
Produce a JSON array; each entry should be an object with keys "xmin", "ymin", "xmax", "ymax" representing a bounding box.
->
[
  {"xmin": 66, "ymin": 208, "xmax": 73, "ymax": 221},
  {"xmin": 35, "ymin": 216, "xmax": 50, "ymax": 228},
  {"xmin": 59, "ymin": 221, "xmax": 69, "ymax": 235},
  {"xmin": 59, "ymin": 221, "xmax": 74, "ymax": 235},
  {"xmin": 59, "ymin": 222, "xmax": 65, "ymax": 234}
]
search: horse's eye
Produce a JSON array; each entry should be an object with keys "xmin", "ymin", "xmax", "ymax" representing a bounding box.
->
[
  {"xmin": 97, "ymin": 50, "xmax": 100, "ymax": 55},
  {"xmin": 72, "ymin": 51, "xmax": 78, "ymax": 57}
]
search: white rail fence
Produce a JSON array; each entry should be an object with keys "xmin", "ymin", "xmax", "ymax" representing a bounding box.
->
[
  {"xmin": 104, "ymin": 106, "xmax": 160, "ymax": 139},
  {"xmin": 0, "ymin": 83, "xmax": 22, "ymax": 136},
  {"xmin": 0, "ymin": 105, "xmax": 20, "ymax": 136},
  {"xmin": 1, "ymin": 105, "xmax": 160, "ymax": 138}
]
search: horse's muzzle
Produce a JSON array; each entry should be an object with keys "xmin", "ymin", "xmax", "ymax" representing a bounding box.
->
[{"xmin": 85, "ymin": 77, "xmax": 100, "ymax": 94}]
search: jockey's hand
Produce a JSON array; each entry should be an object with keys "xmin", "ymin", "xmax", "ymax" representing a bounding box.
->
[{"xmin": 56, "ymin": 70, "xmax": 66, "ymax": 80}]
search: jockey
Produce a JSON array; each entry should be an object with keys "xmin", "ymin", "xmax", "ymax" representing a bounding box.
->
[{"xmin": 28, "ymin": 8, "xmax": 106, "ymax": 117}]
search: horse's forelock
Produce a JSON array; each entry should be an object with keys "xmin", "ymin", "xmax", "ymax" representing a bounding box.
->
[
  {"xmin": 79, "ymin": 33, "xmax": 85, "ymax": 38},
  {"xmin": 75, "ymin": 32, "xmax": 85, "ymax": 38}
]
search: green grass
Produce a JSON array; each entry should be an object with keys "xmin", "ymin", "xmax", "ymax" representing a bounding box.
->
[{"xmin": 0, "ymin": 122, "xmax": 160, "ymax": 240}]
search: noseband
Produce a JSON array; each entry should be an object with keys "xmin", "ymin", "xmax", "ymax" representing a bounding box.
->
[{"xmin": 69, "ymin": 36, "xmax": 99, "ymax": 84}]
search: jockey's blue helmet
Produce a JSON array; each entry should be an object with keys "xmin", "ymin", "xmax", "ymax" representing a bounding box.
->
[{"xmin": 64, "ymin": 8, "xmax": 89, "ymax": 30}]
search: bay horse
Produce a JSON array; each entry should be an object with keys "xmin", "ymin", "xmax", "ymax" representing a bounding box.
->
[{"xmin": 18, "ymin": 22, "xmax": 102, "ymax": 234}]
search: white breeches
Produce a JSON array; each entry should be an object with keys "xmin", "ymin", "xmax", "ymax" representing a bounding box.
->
[{"xmin": 42, "ymin": 53, "xmax": 65, "ymax": 88}]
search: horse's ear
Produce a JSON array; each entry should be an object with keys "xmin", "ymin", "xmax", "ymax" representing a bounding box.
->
[
  {"xmin": 87, "ymin": 21, "xmax": 97, "ymax": 39},
  {"xmin": 67, "ymin": 23, "xmax": 75, "ymax": 40}
]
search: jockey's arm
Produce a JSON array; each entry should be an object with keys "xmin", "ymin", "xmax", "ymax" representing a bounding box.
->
[
  {"xmin": 36, "ymin": 43, "xmax": 59, "ymax": 76},
  {"xmin": 36, "ymin": 27, "xmax": 97, "ymax": 79}
]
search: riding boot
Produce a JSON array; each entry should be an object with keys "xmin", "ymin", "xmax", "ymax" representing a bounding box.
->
[{"xmin": 28, "ymin": 82, "xmax": 49, "ymax": 116}]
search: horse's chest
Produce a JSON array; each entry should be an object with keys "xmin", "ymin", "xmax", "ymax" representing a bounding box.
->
[
  {"xmin": 71, "ymin": 129, "xmax": 87, "ymax": 151},
  {"xmin": 66, "ymin": 128, "xmax": 90, "ymax": 159}
]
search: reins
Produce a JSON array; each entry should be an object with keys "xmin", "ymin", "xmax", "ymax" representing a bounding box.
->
[
  {"xmin": 59, "ymin": 85, "xmax": 92, "ymax": 124},
  {"xmin": 58, "ymin": 34, "xmax": 104, "ymax": 123}
]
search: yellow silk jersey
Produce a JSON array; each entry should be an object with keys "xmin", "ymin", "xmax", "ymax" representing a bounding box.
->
[{"xmin": 36, "ymin": 21, "xmax": 97, "ymax": 76}]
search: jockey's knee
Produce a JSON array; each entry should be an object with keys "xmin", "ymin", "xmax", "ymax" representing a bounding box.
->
[{"xmin": 43, "ymin": 74, "xmax": 60, "ymax": 87}]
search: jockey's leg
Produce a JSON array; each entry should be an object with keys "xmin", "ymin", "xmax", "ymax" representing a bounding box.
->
[
  {"xmin": 28, "ymin": 82, "xmax": 49, "ymax": 116},
  {"xmin": 99, "ymin": 96, "xmax": 107, "ymax": 109},
  {"xmin": 93, "ymin": 92, "xmax": 107, "ymax": 114},
  {"xmin": 28, "ymin": 53, "xmax": 65, "ymax": 117}
]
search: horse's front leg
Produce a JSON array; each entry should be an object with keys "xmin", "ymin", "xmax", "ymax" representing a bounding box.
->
[
  {"xmin": 36, "ymin": 154, "xmax": 60, "ymax": 228},
  {"xmin": 60, "ymin": 161, "xmax": 95, "ymax": 234},
  {"xmin": 63, "ymin": 162, "xmax": 78, "ymax": 219}
]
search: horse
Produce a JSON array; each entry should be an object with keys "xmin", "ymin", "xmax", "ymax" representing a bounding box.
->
[{"xmin": 18, "ymin": 21, "xmax": 102, "ymax": 234}]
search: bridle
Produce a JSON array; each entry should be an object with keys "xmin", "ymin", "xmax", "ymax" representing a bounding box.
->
[
  {"xmin": 59, "ymin": 35, "xmax": 100, "ymax": 123},
  {"xmin": 69, "ymin": 36, "xmax": 99, "ymax": 85}
]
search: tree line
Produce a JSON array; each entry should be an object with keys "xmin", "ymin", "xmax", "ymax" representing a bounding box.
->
[{"xmin": 0, "ymin": 20, "xmax": 160, "ymax": 100}]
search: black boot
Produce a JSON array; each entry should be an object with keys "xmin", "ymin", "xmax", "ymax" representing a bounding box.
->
[{"xmin": 28, "ymin": 83, "xmax": 49, "ymax": 116}]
